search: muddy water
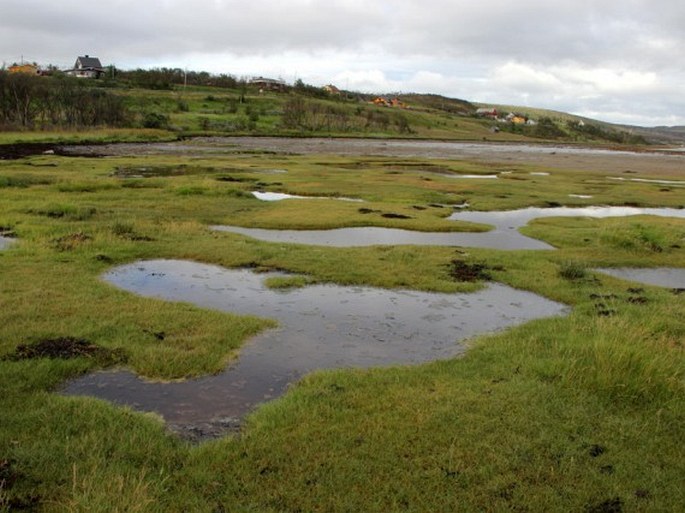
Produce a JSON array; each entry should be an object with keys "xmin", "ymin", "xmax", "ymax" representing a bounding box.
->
[
  {"xmin": 63, "ymin": 259, "xmax": 567, "ymax": 437},
  {"xmin": 212, "ymin": 206, "xmax": 685, "ymax": 251},
  {"xmin": 595, "ymin": 268, "xmax": 685, "ymax": 288}
]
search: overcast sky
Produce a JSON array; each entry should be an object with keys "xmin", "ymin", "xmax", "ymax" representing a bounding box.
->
[{"xmin": 2, "ymin": 0, "xmax": 683, "ymax": 127}]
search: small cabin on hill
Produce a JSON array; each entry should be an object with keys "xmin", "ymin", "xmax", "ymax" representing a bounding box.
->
[
  {"xmin": 249, "ymin": 76, "xmax": 287, "ymax": 92},
  {"xmin": 476, "ymin": 107, "xmax": 498, "ymax": 119},
  {"xmin": 323, "ymin": 84, "xmax": 341, "ymax": 95},
  {"xmin": 66, "ymin": 55, "xmax": 105, "ymax": 78},
  {"xmin": 8, "ymin": 63, "xmax": 40, "ymax": 75}
]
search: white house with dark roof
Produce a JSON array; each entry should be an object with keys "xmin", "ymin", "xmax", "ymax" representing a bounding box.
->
[{"xmin": 66, "ymin": 55, "xmax": 105, "ymax": 78}]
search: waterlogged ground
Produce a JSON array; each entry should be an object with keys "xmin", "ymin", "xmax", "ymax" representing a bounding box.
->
[
  {"xmin": 64, "ymin": 259, "xmax": 567, "ymax": 439},
  {"xmin": 58, "ymin": 136, "xmax": 685, "ymax": 176},
  {"xmin": 213, "ymin": 206, "xmax": 685, "ymax": 250}
]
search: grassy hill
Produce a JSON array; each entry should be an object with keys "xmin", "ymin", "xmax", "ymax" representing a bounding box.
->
[{"xmin": 0, "ymin": 69, "xmax": 664, "ymax": 145}]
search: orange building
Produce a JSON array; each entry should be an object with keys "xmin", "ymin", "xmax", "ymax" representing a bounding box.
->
[{"xmin": 8, "ymin": 63, "xmax": 40, "ymax": 75}]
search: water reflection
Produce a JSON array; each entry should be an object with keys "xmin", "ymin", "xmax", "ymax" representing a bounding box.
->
[
  {"xmin": 64, "ymin": 259, "xmax": 567, "ymax": 437},
  {"xmin": 213, "ymin": 206, "xmax": 685, "ymax": 251},
  {"xmin": 252, "ymin": 191, "xmax": 364, "ymax": 202}
]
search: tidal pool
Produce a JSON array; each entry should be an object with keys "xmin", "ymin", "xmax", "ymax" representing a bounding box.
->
[
  {"xmin": 213, "ymin": 206, "xmax": 685, "ymax": 251},
  {"xmin": 64, "ymin": 259, "xmax": 567, "ymax": 438},
  {"xmin": 595, "ymin": 267, "xmax": 685, "ymax": 288}
]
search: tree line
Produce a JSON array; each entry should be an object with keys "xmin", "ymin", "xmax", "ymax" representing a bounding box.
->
[
  {"xmin": 0, "ymin": 71, "xmax": 129, "ymax": 129},
  {"xmin": 113, "ymin": 67, "xmax": 244, "ymax": 90}
]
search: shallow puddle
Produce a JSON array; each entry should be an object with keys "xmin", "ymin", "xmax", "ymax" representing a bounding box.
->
[
  {"xmin": 252, "ymin": 191, "xmax": 363, "ymax": 202},
  {"xmin": 443, "ymin": 173, "xmax": 499, "ymax": 179},
  {"xmin": 609, "ymin": 177, "xmax": 685, "ymax": 186},
  {"xmin": 0, "ymin": 236, "xmax": 14, "ymax": 250},
  {"xmin": 213, "ymin": 206, "xmax": 685, "ymax": 251},
  {"xmin": 63, "ymin": 259, "xmax": 567, "ymax": 438},
  {"xmin": 595, "ymin": 267, "xmax": 685, "ymax": 288}
]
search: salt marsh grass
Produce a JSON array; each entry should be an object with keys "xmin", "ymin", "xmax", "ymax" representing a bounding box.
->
[{"xmin": 0, "ymin": 145, "xmax": 683, "ymax": 511}]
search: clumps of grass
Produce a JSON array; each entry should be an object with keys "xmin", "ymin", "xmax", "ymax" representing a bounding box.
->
[
  {"xmin": 219, "ymin": 188, "xmax": 253, "ymax": 199},
  {"xmin": 264, "ymin": 275, "xmax": 311, "ymax": 290},
  {"xmin": 57, "ymin": 182, "xmax": 116, "ymax": 193},
  {"xmin": 29, "ymin": 204, "xmax": 97, "ymax": 221},
  {"xmin": 446, "ymin": 259, "xmax": 494, "ymax": 282},
  {"xmin": 175, "ymin": 186, "xmax": 207, "ymax": 196},
  {"xmin": 558, "ymin": 261, "xmax": 588, "ymax": 281},
  {"xmin": 3, "ymin": 337, "xmax": 127, "ymax": 366},
  {"xmin": 601, "ymin": 223, "xmax": 674, "ymax": 253},
  {"xmin": 51, "ymin": 232, "xmax": 92, "ymax": 251},
  {"xmin": 111, "ymin": 222, "xmax": 154, "ymax": 241},
  {"xmin": 120, "ymin": 179, "xmax": 163, "ymax": 189},
  {"xmin": 0, "ymin": 174, "xmax": 53, "ymax": 188}
]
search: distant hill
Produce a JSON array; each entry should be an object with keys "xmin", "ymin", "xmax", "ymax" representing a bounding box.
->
[{"xmin": 616, "ymin": 125, "xmax": 685, "ymax": 145}]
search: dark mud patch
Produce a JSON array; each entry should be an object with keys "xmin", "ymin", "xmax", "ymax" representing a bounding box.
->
[
  {"xmin": 381, "ymin": 213, "xmax": 413, "ymax": 219},
  {"xmin": 216, "ymin": 175, "xmax": 258, "ymax": 183},
  {"xmin": 358, "ymin": 208, "xmax": 381, "ymax": 214},
  {"xmin": 589, "ymin": 444, "xmax": 606, "ymax": 457},
  {"xmin": 0, "ymin": 458, "xmax": 18, "ymax": 489},
  {"xmin": 627, "ymin": 296, "xmax": 648, "ymax": 304},
  {"xmin": 0, "ymin": 226, "xmax": 17, "ymax": 238},
  {"xmin": 111, "ymin": 165, "xmax": 219, "ymax": 178},
  {"xmin": 29, "ymin": 205, "xmax": 96, "ymax": 221},
  {"xmin": 0, "ymin": 458, "xmax": 41, "ymax": 510},
  {"xmin": 169, "ymin": 417, "xmax": 242, "ymax": 443},
  {"xmin": 0, "ymin": 142, "xmax": 59, "ymax": 160},
  {"xmin": 446, "ymin": 259, "xmax": 496, "ymax": 282},
  {"xmin": 585, "ymin": 497, "xmax": 623, "ymax": 513},
  {"xmin": 3, "ymin": 337, "xmax": 126, "ymax": 365}
]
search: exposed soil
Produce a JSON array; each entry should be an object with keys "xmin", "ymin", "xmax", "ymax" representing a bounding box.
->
[
  {"xmin": 4, "ymin": 337, "xmax": 127, "ymax": 365},
  {"xmin": 589, "ymin": 444, "xmax": 606, "ymax": 457},
  {"xmin": 169, "ymin": 417, "xmax": 242, "ymax": 443},
  {"xmin": 585, "ymin": 497, "xmax": 624, "ymax": 513},
  {"xmin": 381, "ymin": 213, "xmax": 413, "ymax": 219},
  {"xmin": 0, "ymin": 458, "xmax": 18, "ymax": 489},
  {"xmin": 0, "ymin": 226, "xmax": 17, "ymax": 238},
  {"xmin": 446, "ymin": 259, "xmax": 494, "ymax": 282},
  {"xmin": 0, "ymin": 143, "xmax": 59, "ymax": 160}
]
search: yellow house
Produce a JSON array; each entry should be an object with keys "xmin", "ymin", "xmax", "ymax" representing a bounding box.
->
[{"xmin": 8, "ymin": 63, "xmax": 39, "ymax": 75}]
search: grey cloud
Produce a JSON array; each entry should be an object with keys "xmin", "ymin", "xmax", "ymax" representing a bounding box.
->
[{"xmin": 0, "ymin": 0, "xmax": 683, "ymax": 125}]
